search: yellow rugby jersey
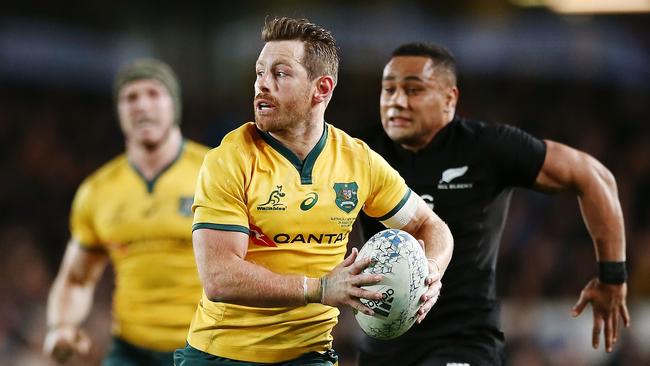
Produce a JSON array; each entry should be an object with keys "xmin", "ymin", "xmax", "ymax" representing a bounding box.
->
[
  {"xmin": 190, "ymin": 123, "xmax": 411, "ymax": 362},
  {"xmin": 70, "ymin": 140, "xmax": 209, "ymax": 352}
]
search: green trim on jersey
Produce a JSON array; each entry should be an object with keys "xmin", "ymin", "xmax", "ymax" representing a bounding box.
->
[
  {"xmin": 104, "ymin": 337, "xmax": 173, "ymax": 366},
  {"xmin": 192, "ymin": 223, "xmax": 250, "ymax": 235},
  {"xmin": 257, "ymin": 124, "xmax": 328, "ymax": 185},
  {"xmin": 375, "ymin": 189, "xmax": 412, "ymax": 221},
  {"xmin": 76, "ymin": 241, "xmax": 107, "ymax": 253},
  {"xmin": 130, "ymin": 140, "xmax": 186, "ymax": 193}
]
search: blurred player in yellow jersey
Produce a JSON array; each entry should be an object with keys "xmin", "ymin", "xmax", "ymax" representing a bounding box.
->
[
  {"xmin": 174, "ymin": 17, "xmax": 454, "ymax": 366},
  {"xmin": 43, "ymin": 59, "xmax": 209, "ymax": 365}
]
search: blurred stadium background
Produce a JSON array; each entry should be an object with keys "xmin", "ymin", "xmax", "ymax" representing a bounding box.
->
[{"xmin": 1, "ymin": 1, "xmax": 648, "ymax": 365}]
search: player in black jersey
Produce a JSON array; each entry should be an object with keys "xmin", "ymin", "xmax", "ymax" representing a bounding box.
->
[{"xmin": 355, "ymin": 43, "xmax": 629, "ymax": 366}]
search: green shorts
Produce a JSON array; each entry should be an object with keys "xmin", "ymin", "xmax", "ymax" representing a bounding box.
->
[
  {"xmin": 173, "ymin": 343, "xmax": 338, "ymax": 366},
  {"xmin": 103, "ymin": 337, "xmax": 174, "ymax": 366}
]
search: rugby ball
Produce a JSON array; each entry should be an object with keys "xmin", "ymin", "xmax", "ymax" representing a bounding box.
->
[{"xmin": 354, "ymin": 229, "xmax": 429, "ymax": 340}]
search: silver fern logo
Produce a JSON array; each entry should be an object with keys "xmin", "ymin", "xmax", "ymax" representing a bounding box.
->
[
  {"xmin": 439, "ymin": 166, "xmax": 468, "ymax": 183},
  {"xmin": 438, "ymin": 166, "xmax": 473, "ymax": 190}
]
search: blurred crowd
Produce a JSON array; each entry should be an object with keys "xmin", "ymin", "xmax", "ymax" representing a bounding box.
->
[{"xmin": 1, "ymin": 67, "xmax": 648, "ymax": 365}]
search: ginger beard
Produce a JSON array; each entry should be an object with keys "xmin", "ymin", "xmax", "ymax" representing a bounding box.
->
[{"xmin": 254, "ymin": 82, "xmax": 314, "ymax": 134}]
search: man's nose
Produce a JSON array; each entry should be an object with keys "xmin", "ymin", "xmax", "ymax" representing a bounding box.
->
[
  {"xmin": 132, "ymin": 94, "xmax": 152, "ymax": 112},
  {"xmin": 390, "ymin": 88, "xmax": 408, "ymax": 108},
  {"xmin": 255, "ymin": 72, "xmax": 271, "ymax": 93}
]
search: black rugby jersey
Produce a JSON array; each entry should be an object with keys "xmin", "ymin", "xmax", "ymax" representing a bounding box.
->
[{"xmin": 356, "ymin": 116, "xmax": 546, "ymax": 364}]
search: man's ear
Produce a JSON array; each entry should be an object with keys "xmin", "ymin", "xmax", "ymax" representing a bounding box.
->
[
  {"xmin": 445, "ymin": 86, "xmax": 459, "ymax": 113},
  {"xmin": 313, "ymin": 76, "xmax": 335, "ymax": 104}
]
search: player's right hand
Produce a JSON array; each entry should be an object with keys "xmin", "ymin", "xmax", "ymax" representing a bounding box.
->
[
  {"xmin": 43, "ymin": 325, "xmax": 91, "ymax": 364},
  {"xmin": 571, "ymin": 278, "xmax": 630, "ymax": 353},
  {"xmin": 320, "ymin": 247, "xmax": 383, "ymax": 315}
]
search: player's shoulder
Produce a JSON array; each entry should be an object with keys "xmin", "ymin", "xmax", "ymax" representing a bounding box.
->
[
  {"xmin": 348, "ymin": 124, "xmax": 385, "ymax": 149},
  {"xmin": 218, "ymin": 122, "xmax": 258, "ymax": 147},
  {"xmin": 327, "ymin": 123, "xmax": 372, "ymax": 154},
  {"xmin": 77, "ymin": 154, "xmax": 129, "ymax": 196},
  {"xmin": 86, "ymin": 154, "xmax": 128, "ymax": 183},
  {"xmin": 457, "ymin": 116, "xmax": 519, "ymax": 133},
  {"xmin": 179, "ymin": 140, "xmax": 211, "ymax": 170},
  {"xmin": 220, "ymin": 122, "xmax": 258, "ymax": 145},
  {"xmin": 183, "ymin": 139, "xmax": 211, "ymax": 157},
  {"xmin": 452, "ymin": 116, "xmax": 490, "ymax": 134},
  {"xmin": 204, "ymin": 122, "xmax": 256, "ymax": 162},
  {"xmin": 453, "ymin": 116, "xmax": 525, "ymax": 142}
]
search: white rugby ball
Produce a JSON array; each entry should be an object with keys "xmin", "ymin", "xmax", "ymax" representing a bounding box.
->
[{"xmin": 354, "ymin": 229, "xmax": 429, "ymax": 340}]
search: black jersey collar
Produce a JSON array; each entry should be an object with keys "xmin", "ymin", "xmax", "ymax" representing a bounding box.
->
[{"xmin": 391, "ymin": 117, "xmax": 458, "ymax": 156}]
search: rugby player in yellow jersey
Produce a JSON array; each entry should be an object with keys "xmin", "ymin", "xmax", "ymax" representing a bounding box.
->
[
  {"xmin": 43, "ymin": 59, "xmax": 209, "ymax": 365},
  {"xmin": 174, "ymin": 17, "xmax": 454, "ymax": 366}
]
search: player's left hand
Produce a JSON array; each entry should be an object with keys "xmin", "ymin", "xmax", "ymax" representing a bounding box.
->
[
  {"xmin": 416, "ymin": 240, "xmax": 442, "ymax": 324},
  {"xmin": 571, "ymin": 278, "xmax": 630, "ymax": 353}
]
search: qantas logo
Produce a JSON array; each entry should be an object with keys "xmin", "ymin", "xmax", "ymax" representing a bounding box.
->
[
  {"xmin": 437, "ymin": 166, "xmax": 473, "ymax": 190},
  {"xmin": 274, "ymin": 232, "xmax": 347, "ymax": 244},
  {"xmin": 249, "ymin": 224, "xmax": 347, "ymax": 246},
  {"xmin": 249, "ymin": 224, "xmax": 276, "ymax": 247}
]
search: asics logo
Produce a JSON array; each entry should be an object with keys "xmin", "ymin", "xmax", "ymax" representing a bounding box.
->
[{"xmin": 300, "ymin": 192, "xmax": 318, "ymax": 211}]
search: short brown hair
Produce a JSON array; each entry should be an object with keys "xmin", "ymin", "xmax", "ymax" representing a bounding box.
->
[{"xmin": 262, "ymin": 17, "xmax": 339, "ymax": 83}]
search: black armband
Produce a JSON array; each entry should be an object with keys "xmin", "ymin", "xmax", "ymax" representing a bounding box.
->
[{"xmin": 598, "ymin": 261, "xmax": 627, "ymax": 284}]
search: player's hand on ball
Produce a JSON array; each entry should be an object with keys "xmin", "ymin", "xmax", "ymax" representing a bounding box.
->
[
  {"xmin": 416, "ymin": 253, "xmax": 442, "ymax": 324},
  {"xmin": 43, "ymin": 325, "xmax": 91, "ymax": 364},
  {"xmin": 320, "ymin": 247, "xmax": 383, "ymax": 315}
]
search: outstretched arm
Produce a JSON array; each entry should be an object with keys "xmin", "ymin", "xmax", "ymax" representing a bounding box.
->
[
  {"xmin": 193, "ymin": 229, "xmax": 384, "ymax": 314},
  {"xmin": 534, "ymin": 139, "xmax": 629, "ymax": 352},
  {"xmin": 44, "ymin": 240, "xmax": 108, "ymax": 363}
]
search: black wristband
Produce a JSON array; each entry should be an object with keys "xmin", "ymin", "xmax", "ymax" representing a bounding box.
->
[{"xmin": 598, "ymin": 261, "xmax": 627, "ymax": 284}]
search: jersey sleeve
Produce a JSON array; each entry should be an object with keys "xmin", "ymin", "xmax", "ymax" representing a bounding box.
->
[
  {"xmin": 484, "ymin": 123, "xmax": 547, "ymax": 188},
  {"xmin": 192, "ymin": 143, "xmax": 250, "ymax": 234},
  {"xmin": 362, "ymin": 145, "xmax": 412, "ymax": 222},
  {"xmin": 69, "ymin": 180, "xmax": 102, "ymax": 249}
]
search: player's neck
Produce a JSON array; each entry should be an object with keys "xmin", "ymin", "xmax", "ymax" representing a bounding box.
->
[
  {"xmin": 127, "ymin": 128, "xmax": 183, "ymax": 180},
  {"xmin": 401, "ymin": 119, "xmax": 451, "ymax": 153},
  {"xmin": 269, "ymin": 119, "xmax": 324, "ymax": 161}
]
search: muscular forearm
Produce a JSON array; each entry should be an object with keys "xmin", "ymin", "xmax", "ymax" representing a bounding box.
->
[
  {"xmin": 417, "ymin": 216, "xmax": 453, "ymax": 274},
  {"xmin": 535, "ymin": 142, "xmax": 626, "ymax": 262},
  {"xmin": 47, "ymin": 242, "xmax": 106, "ymax": 329},
  {"xmin": 195, "ymin": 229, "xmax": 321, "ymax": 308},
  {"xmin": 46, "ymin": 278, "xmax": 95, "ymax": 329},
  {"xmin": 399, "ymin": 199, "xmax": 454, "ymax": 275},
  {"xmin": 577, "ymin": 163, "xmax": 625, "ymax": 262},
  {"xmin": 202, "ymin": 256, "xmax": 320, "ymax": 307}
]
